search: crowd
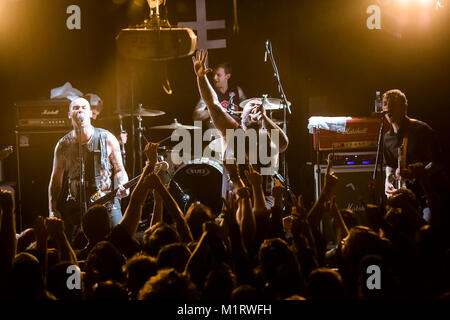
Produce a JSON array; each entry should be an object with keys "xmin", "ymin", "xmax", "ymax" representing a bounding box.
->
[{"xmin": 0, "ymin": 141, "xmax": 449, "ymax": 301}]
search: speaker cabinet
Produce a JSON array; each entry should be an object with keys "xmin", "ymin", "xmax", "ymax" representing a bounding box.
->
[
  {"xmin": 15, "ymin": 130, "xmax": 67, "ymax": 230},
  {"xmin": 314, "ymin": 164, "xmax": 384, "ymax": 245}
]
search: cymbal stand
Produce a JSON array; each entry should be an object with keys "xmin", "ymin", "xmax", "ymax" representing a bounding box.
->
[
  {"xmin": 119, "ymin": 114, "xmax": 127, "ymax": 167},
  {"xmin": 137, "ymin": 104, "xmax": 147, "ymax": 172}
]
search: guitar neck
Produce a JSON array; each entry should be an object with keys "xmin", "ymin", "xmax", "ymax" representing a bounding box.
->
[{"xmin": 90, "ymin": 174, "xmax": 142, "ymax": 207}]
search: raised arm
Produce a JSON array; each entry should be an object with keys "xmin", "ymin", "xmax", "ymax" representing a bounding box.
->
[
  {"xmin": 244, "ymin": 164, "xmax": 267, "ymax": 212},
  {"xmin": 149, "ymin": 173, "xmax": 193, "ymax": 243},
  {"xmin": 48, "ymin": 141, "xmax": 65, "ymax": 218},
  {"xmin": 329, "ymin": 197, "xmax": 349, "ymax": 242},
  {"xmin": 46, "ymin": 217, "xmax": 78, "ymax": 266},
  {"xmin": 149, "ymin": 190, "xmax": 163, "ymax": 227},
  {"xmin": 192, "ymin": 99, "xmax": 211, "ymax": 121},
  {"xmin": 307, "ymin": 158, "xmax": 338, "ymax": 230},
  {"xmin": 261, "ymin": 114, "xmax": 289, "ymax": 153},
  {"xmin": 119, "ymin": 142, "xmax": 158, "ymax": 237},
  {"xmin": 0, "ymin": 190, "xmax": 16, "ymax": 273},
  {"xmin": 192, "ymin": 50, "xmax": 239, "ymax": 137}
]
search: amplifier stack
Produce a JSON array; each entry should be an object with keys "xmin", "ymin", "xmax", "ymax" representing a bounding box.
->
[{"xmin": 15, "ymin": 99, "xmax": 71, "ymax": 230}]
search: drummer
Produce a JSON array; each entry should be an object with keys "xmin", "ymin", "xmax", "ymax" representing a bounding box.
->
[{"xmin": 192, "ymin": 62, "xmax": 246, "ymax": 129}]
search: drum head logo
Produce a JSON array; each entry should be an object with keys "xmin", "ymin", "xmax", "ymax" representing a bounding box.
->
[{"xmin": 186, "ymin": 166, "xmax": 210, "ymax": 176}]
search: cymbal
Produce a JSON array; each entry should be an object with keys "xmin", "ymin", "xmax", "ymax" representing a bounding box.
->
[
  {"xmin": 121, "ymin": 108, "xmax": 165, "ymax": 117},
  {"xmin": 240, "ymin": 97, "xmax": 291, "ymax": 110},
  {"xmin": 149, "ymin": 122, "xmax": 201, "ymax": 130}
]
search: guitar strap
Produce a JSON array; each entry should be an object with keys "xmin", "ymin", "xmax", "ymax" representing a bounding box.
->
[{"xmin": 91, "ymin": 128, "xmax": 108, "ymax": 192}]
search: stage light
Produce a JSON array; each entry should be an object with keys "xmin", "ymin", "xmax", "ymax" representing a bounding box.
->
[{"xmin": 419, "ymin": 0, "xmax": 432, "ymax": 5}]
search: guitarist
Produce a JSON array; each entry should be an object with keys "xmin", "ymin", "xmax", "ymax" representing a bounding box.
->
[
  {"xmin": 382, "ymin": 89, "xmax": 440, "ymax": 203},
  {"xmin": 48, "ymin": 97, "xmax": 129, "ymax": 239}
]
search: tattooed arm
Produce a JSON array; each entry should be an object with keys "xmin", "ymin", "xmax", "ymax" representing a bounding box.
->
[
  {"xmin": 107, "ymin": 132, "xmax": 129, "ymax": 198},
  {"xmin": 48, "ymin": 140, "xmax": 65, "ymax": 218}
]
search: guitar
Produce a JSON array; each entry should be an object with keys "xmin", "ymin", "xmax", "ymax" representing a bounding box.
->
[
  {"xmin": 89, "ymin": 174, "xmax": 141, "ymax": 207},
  {"xmin": 57, "ymin": 160, "xmax": 168, "ymax": 220},
  {"xmin": 386, "ymin": 142, "xmax": 411, "ymax": 198},
  {"xmin": 57, "ymin": 173, "xmax": 142, "ymax": 222},
  {"xmin": 89, "ymin": 161, "xmax": 168, "ymax": 207}
]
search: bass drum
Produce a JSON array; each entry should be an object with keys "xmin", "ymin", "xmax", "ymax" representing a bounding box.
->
[{"xmin": 168, "ymin": 158, "xmax": 223, "ymax": 216}]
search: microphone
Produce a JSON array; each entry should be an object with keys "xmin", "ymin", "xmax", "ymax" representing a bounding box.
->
[
  {"xmin": 257, "ymin": 94, "xmax": 269, "ymax": 121},
  {"xmin": 77, "ymin": 113, "xmax": 85, "ymax": 123},
  {"xmin": 272, "ymin": 171, "xmax": 286, "ymax": 185},
  {"xmin": 172, "ymin": 180, "xmax": 190, "ymax": 202},
  {"xmin": 264, "ymin": 40, "xmax": 269, "ymax": 62}
]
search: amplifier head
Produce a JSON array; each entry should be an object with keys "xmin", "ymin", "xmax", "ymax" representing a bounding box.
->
[{"xmin": 15, "ymin": 99, "xmax": 72, "ymax": 129}]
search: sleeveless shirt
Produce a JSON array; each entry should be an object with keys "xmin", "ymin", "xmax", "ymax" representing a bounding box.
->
[{"xmin": 57, "ymin": 127, "xmax": 113, "ymax": 201}]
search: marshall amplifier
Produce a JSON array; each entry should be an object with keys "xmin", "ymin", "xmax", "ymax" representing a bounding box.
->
[
  {"xmin": 308, "ymin": 117, "xmax": 386, "ymax": 151},
  {"xmin": 15, "ymin": 99, "xmax": 72, "ymax": 130}
]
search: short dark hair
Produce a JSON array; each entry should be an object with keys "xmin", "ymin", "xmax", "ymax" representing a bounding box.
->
[
  {"xmin": 214, "ymin": 62, "xmax": 232, "ymax": 75},
  {"xmin": 82, "ymin": 205, "xmax": 111, "ymax": 242}
]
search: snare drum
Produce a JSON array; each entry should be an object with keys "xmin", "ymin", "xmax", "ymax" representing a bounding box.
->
[{"xmin": 168, "ymin": 158, "xmax": 223, "ymax": 215}]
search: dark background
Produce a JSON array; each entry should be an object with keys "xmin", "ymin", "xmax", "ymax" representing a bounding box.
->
[{"xmin": 0, "ymin": 0, "xmax": 448, "ymax": 224}]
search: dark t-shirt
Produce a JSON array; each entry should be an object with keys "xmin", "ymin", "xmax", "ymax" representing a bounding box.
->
[
  {"xmin": 216, "ymin": 85, "xmax": 244, "ymax": 112},
  {"xmin": 383, "ymin": 117, "xmax": 438, "ymax": 169},
  {"xmin": 196, "ymin": 85, "xmax": 245, "ymax": 129}
]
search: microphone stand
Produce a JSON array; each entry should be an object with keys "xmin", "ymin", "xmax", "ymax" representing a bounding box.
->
[
  {"xmin": 371, "ymin": 113, "xmax": 386, "ymax": 206},
  {"xmin": 265, "ymin": 40, "xmax": 293, "ymax": 204},
  {"xmin": 131, "ymin": 69, "xmax": 137, "ymax": 177},
  {"xmin": 77, "ymin": 125, "xmax": 88, "ymax": 218}
]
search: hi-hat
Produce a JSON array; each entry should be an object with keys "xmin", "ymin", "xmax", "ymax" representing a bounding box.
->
[
  {"xmin": 240, "ymin": 97, "xmax": 291, "ymax": 110},
  {"xmin": 121, "ymin": 108, "xmax": 165, "ymax": 117},
  {"xmin": 149, "ymin": 121, "xmax": 201, "ymax": 130}
]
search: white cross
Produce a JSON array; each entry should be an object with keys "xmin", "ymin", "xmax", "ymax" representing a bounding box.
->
[{"xmin": 178, "ymin": 0, "xmax": 226, "ymax": 50}]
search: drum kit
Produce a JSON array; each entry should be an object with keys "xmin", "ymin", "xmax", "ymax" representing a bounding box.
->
[{"xmin": 110, "ymin": 96, "xmax": 289, "ymax": 214}]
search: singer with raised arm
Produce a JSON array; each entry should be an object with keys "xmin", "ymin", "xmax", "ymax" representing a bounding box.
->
[
  {"xmin": 382, "ymin": 89, "xmax": 440, "ymax": 203},
  {"xmin": 192, "ymin": 50, "xmax": 288, "ymax": 206},
  {"xmin": 48, "ymin": 97, "xmax": 129, "ymax": 241}
]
